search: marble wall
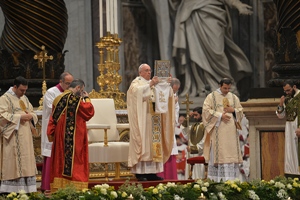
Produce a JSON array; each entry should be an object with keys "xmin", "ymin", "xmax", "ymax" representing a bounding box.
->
[
  {"xmin": 62, "ymin": 0, "xmax": 158, "ymax": 93},
  {"xmin": 0, "ymin": 0, "xmax": 279, "ymax": 95},
  {"xmin": 63, "ymin": 0, "xmax": 94, "ymax": 92},
  {"xmin": 121, "ymin": 2, "xmax": 159, "ymax": 91}
]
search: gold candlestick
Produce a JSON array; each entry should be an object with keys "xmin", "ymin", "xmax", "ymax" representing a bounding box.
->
[
  {"xmin": 34, "ymin": 45, "xmax": 53, "ymax": 110},
  {"xmin": 90, "ymin": 33, "xmax": 126, "ymax": 109},
  {"xmin": 182, "ymin": 94, "xmax": 194, "ymax": 179}
]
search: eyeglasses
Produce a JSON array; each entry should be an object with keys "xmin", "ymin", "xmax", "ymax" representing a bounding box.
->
[{"xmin": 144, "ymin": 69, "xmax": 152, "ymax": 72}]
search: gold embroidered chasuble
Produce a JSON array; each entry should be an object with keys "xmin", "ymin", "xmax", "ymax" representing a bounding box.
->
[
  {"xmin": 0, "ymin": 90, "xmax": 38, "ymax": 181},
  {"xmin": 202, "ymin": 91, "xmax": 243, "ymax": 164},
  {"xmin": 127, "ymin": 76, "xmax": 175, "ymax": 169}
]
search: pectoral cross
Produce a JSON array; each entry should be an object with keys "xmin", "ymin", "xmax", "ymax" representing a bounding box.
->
[{"xmin": 34, "ymin": 45, "xmax": 53, "ymax": 110}]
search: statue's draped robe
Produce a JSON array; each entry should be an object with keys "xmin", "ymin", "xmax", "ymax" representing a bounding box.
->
[
  {"xmin": 0, "ymin": 88, "xmax": 38, "ymax": 193},
  {"xmin": 127, "ymin": 76, "xmax": 175, "ymax": 174},
  {"xmin": 276, "ymin": 89, "xmax": 300, "ymax": 174},
  {"xmin": 173, "ymin": 0, "xmax": 252, "ymax": 95},
  {"xmin": 203, "ymin": 89, "xmax": 243, "ymax": 181},
  {"xmin": 47, "ymin": 91, "xmax": 94, "ymax": 192}
]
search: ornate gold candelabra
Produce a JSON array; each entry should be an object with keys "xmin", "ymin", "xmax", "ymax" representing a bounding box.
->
[
  {"xmin": 34, "ymin": 45, "xmax": 53, "ymax": 110},
  {"xmin": 90, "ymin": 32, "xmax": 126, "ymax": 109}
]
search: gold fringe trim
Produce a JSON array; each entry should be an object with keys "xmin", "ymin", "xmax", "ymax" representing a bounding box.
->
[{"xmin": 51, "ymin": 177, "xmax": 88, "ymax": 193}]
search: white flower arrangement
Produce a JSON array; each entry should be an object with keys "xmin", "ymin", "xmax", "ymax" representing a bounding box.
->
[{"xmin": 2, "ymin": 176, "xmax": 300, "ymax": 200}]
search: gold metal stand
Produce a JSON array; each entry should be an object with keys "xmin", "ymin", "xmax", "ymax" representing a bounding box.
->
[
  {"xmin": 89, "ymin": 32, "xmax": 126, "ymax": 109},
  {"xmin": 182, "ymin": 94, "xmax": 194, "ymax": 179},
  {"xmin": 34, "ymin": 45, "xmax": 53, "ymax": 110}
]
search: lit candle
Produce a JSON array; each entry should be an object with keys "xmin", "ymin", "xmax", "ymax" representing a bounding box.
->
[
  {"xmin": 99, "ymin": 0, "xmax": 103, "ymax": 37},
  {"xmin": 110, "ymin": 0, "xmax": 114, "ymax": 34},
  {"xmin": 114, "ymin": 0, "xmax": 118, "ymax": 34},
  {"xmin": 106, "ymin": 0, "xmax": 110, "ymax": 33}
]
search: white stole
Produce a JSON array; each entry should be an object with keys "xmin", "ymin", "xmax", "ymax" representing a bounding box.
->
[{"xmin": 154, "ymin": 81, "xmax": 171, "ymax": 113}]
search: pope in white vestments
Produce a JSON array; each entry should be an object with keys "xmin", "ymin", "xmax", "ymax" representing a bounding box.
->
[
  {"xmin": 127, "ymin": 64, "xmax": 175, "ymax": 181},
  {"xmin": 0, "ymin": 76, "xmax": 38, "ymax": 193}
]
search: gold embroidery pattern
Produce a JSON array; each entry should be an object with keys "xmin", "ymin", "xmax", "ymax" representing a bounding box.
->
[
  {"xmin": 223, "ymin": 97, "xmax": 229, "ymax": 108},
  {"xmin": 51, "ymin": 177, "xmax": 88, "ymax": 193},
  {"xmin": 152, "ymin": 114, "xmax": 162, "ymax": 162},
  {"xmin": 159, "ymin": 91, "xmax": 166, "ymax": 102},
  {"xmin": 52, "ymin": 92, "xmax": 81, "ymax": 177},
  {"xmin": 285, "ymin": 95, "xmax": 300, "ymax": 122}
]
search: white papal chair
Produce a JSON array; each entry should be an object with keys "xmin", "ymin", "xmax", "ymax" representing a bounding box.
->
[{"xmin": 87, "ymin": 98, "xmax": 129, "ymax": 180}]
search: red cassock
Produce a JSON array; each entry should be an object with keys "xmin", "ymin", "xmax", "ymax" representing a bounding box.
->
[
  {"xmin": 176, "ymin": 150, "xmax": 186, "ymax": 174},
  {"xmin": 47, "ymin": 92, "xmax": 94, "ymax": 191}
]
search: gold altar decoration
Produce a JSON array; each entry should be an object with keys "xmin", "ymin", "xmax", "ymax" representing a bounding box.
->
[
  {"xmin": 182, "ymin": 93, "xmax": 194, "ymax": 145},
  {"xmin": 89, "ymin": 32, "xmax": 126, "ymax": 109},
  {"xmin": 34, "ymin": 45, "xmax": 53, "ymax": 110},
  {"xmin": 182, "ymin": 94, "xmax": 193, "ymax": 178}
]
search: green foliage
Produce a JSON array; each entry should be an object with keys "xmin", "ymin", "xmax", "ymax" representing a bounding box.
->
[
  {"xmin": 2, "ymin": 176, "xmax": 300, "ymax": 200},
  {"xmin": 50, "ymin": 184, "xmax": 79, "ymax": 200},
  {"xmin": 118, "ymin": 179, "xmax": 144, "ymax": 199}
]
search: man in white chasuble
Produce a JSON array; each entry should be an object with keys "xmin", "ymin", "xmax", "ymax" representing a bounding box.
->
[
  {"xmin": 127, "ymin": 63, "xmax": 175, "ymax": 181},
  {"xmin": 0, "ymin": 76, "xmax": 38, "ymax": 193},
  {"xmin": 202, "ymin": 78, "xmax": 243, "ymax": 182}
]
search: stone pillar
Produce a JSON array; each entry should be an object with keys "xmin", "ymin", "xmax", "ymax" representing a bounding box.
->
[
  {"xmin": 64, "ymin": 0, "xmax": 93, "ymax": 92},
  {"xmin": 242, "ymin": 99, "xmax": 285, "ymax": 180}
]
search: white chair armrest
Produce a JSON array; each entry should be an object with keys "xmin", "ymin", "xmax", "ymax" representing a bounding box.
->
[
  {"xmin": 87, "ymin": 124, "xmax": 111, "ymax": 129},
  {"xmin": 116, "ymin": 123, "xmax": 129, "ymax": 129}
]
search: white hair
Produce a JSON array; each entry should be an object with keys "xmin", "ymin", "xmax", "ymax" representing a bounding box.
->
[
  {"xmin": 138, "ymin": 63, "xmax": 148, "ymax": 72},
  {"xmin": 170, "ymin": 78, "xmax": 180, "ymax": 87}
]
